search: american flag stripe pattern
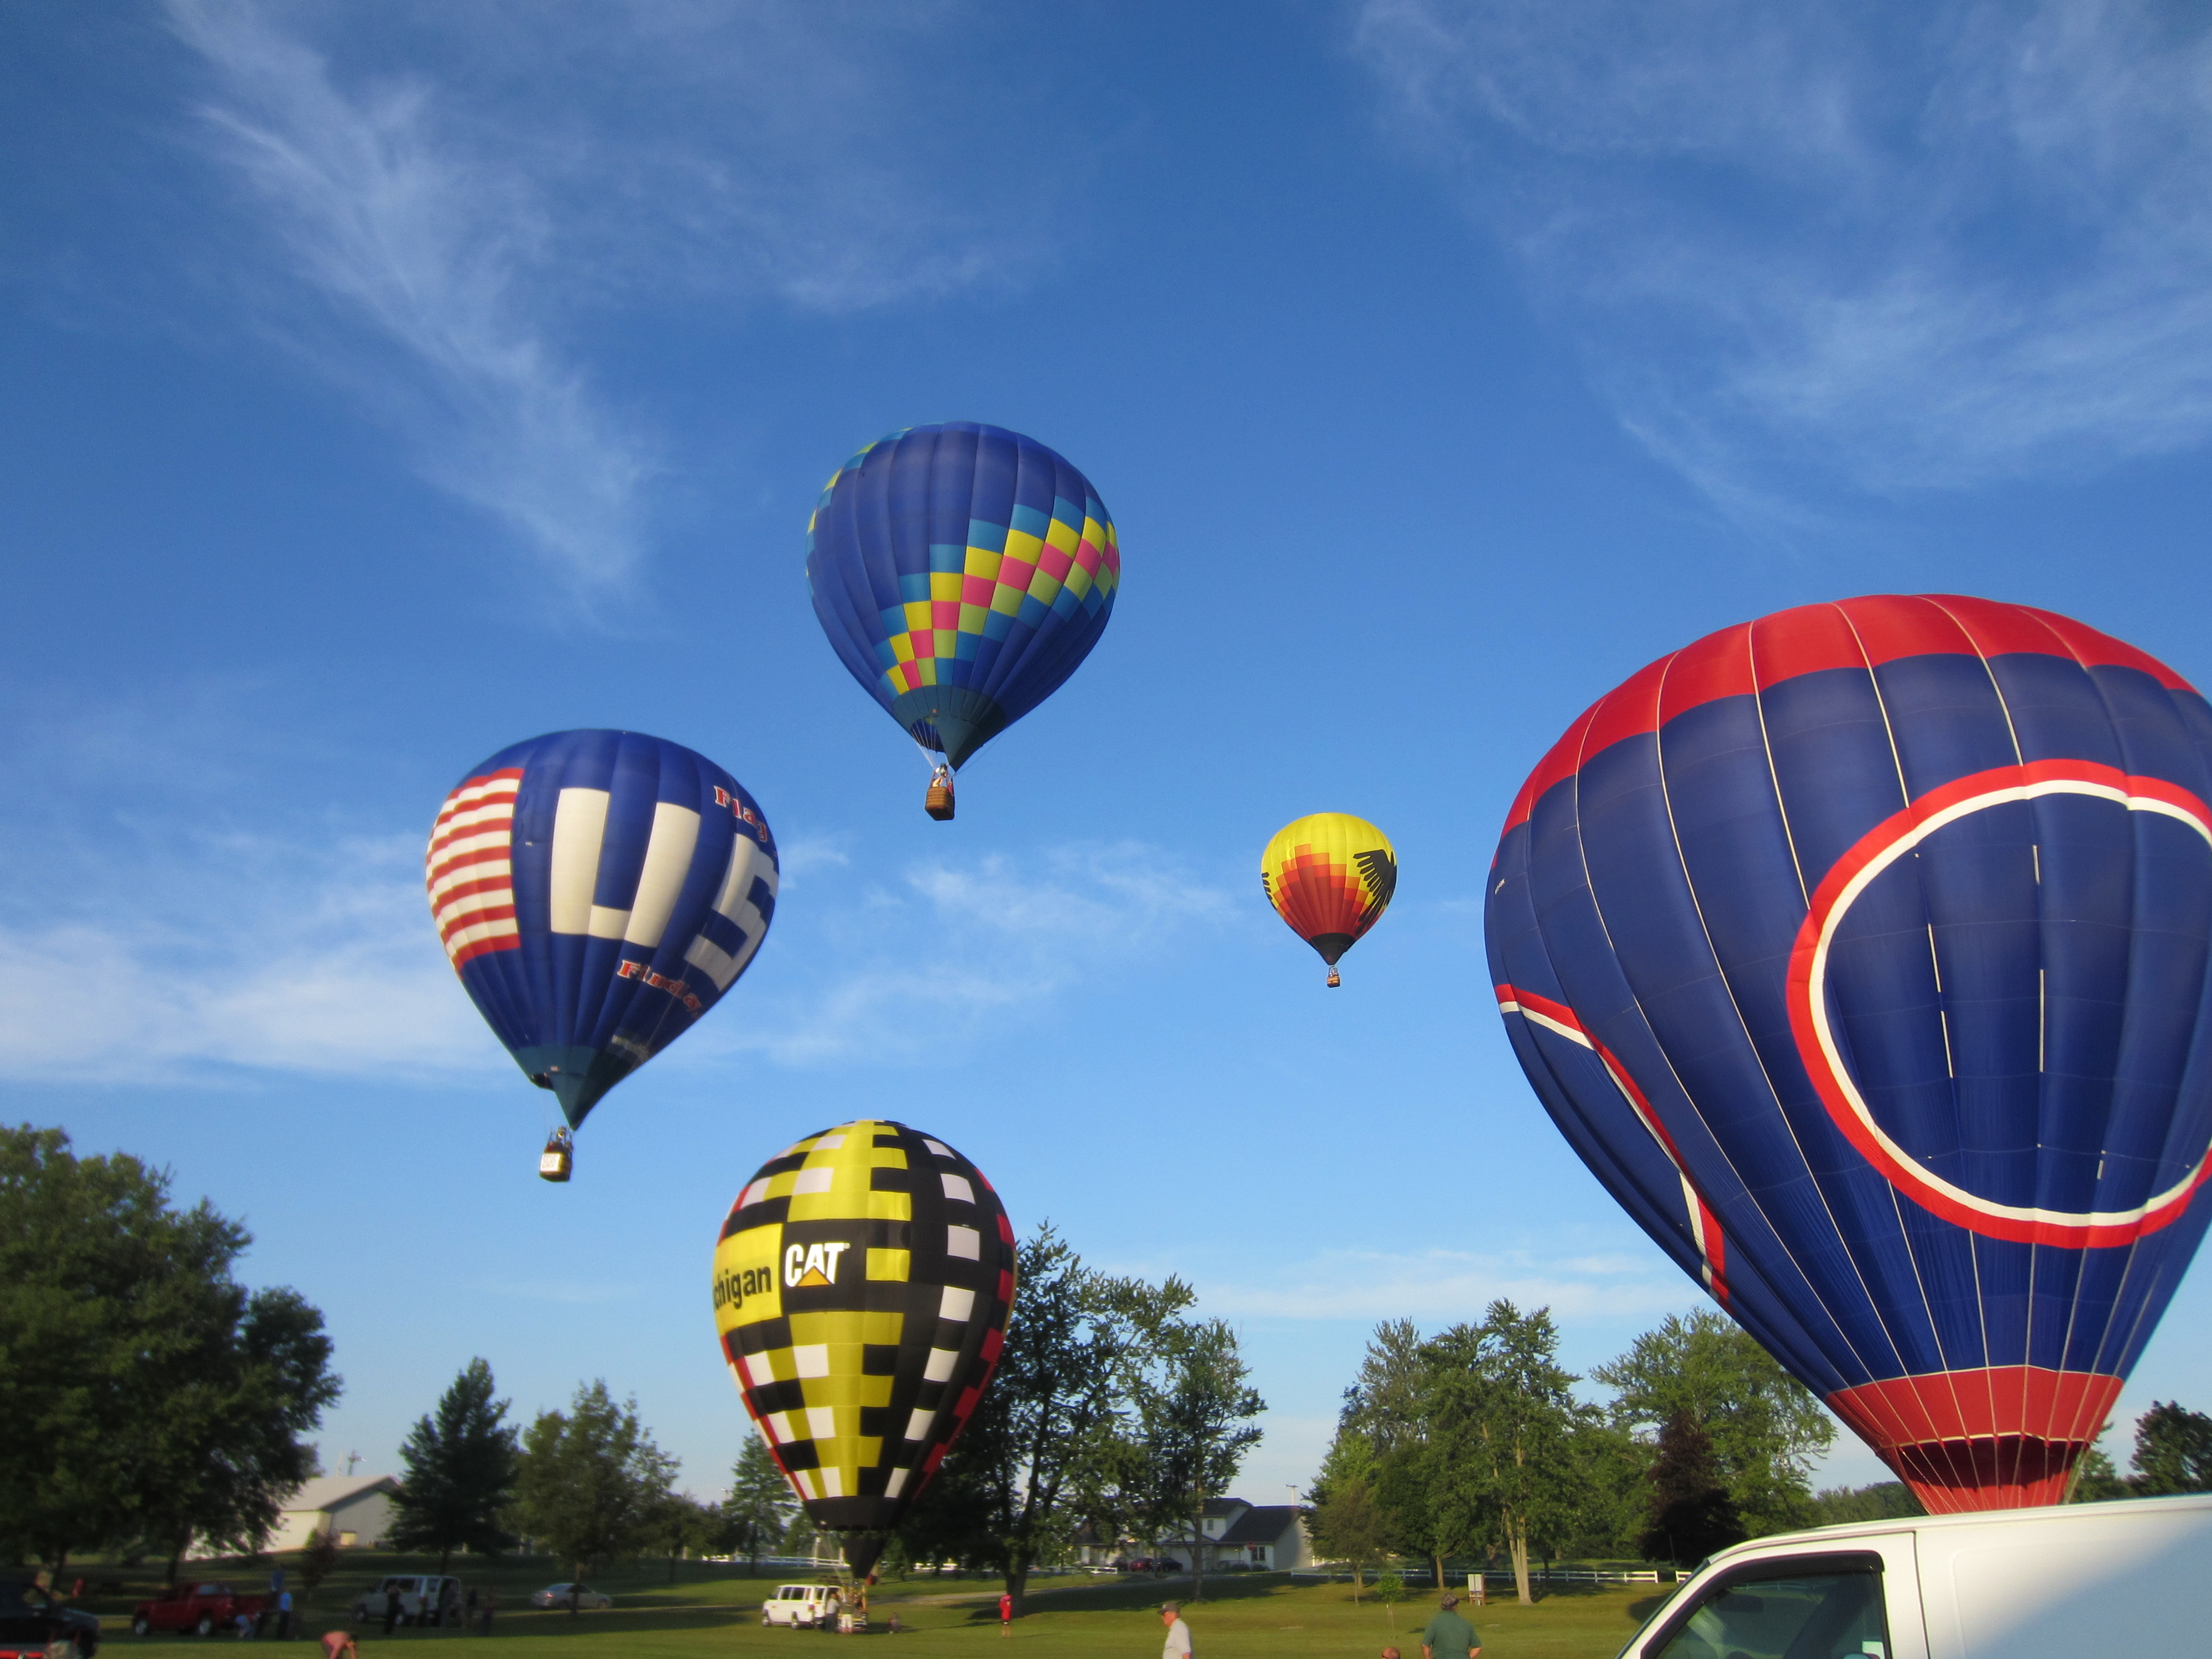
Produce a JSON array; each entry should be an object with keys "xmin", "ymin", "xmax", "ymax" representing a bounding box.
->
[{"xmin": 427, "ymin": 768, "xmax": 523, "ymax": 967}]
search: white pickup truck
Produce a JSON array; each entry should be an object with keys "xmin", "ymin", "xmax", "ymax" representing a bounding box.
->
[
  {"xmin": 1618, "ymin": 1492, "xmax": 2212, "ymax": 1658},
  {"xmin": 759, "ymin": 1583, "xmax": 843, "ymax": 1630}
]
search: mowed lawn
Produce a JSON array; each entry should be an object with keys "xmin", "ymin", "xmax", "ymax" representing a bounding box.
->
[{"xmin": 79, "ymin": 1554, "xmax": 1664, "ymax": 1659}]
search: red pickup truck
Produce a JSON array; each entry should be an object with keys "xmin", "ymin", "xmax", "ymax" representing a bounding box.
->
[{"xmin": 131, "ymin": 1585, "xmax": 267, "ymax": 1638}]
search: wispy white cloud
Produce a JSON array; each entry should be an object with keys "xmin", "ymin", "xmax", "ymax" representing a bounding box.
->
[
  {"xmin": 1356, "ymin": 0, "xmax": 2212, "ymax": 508},
  {"xmin": 698, "ymin": 843, "xmax": 1234, "ymax": 1066},
  {"xmin": 166, "ymin": 0, "xmax": 654, "ymax": 594},
  {"xmin": 0, "ymin": 832, "xmax": 491, "ymax": 1086},
  {"xmin": 1189, "ymin": 1242, "xmax": 1686, "ymax": 1323},
  {"xmin": 160, "ymin": 0, "xmax": 1066, "ymax": 594}
]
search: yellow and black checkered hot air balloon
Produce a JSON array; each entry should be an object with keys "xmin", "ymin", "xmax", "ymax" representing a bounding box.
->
[
  {"xmin": 1261, "ymin": 812, "xmax": 1398, "ymax": 987},
  {"xmin": 711, "ymin": 1120, "xmax": 1015, "ymax": 1584}
]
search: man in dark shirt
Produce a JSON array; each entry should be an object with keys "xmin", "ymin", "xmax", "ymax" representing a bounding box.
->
[{"xmin": 1421, "ymin": 1594, "xmax": 1479, "ymax": 1659}]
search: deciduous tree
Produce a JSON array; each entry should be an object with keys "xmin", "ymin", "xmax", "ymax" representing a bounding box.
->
[
  {"xmin": 2129, "ymin": 1401, "xmax": 2212, "ymax": 1495},
  {"xmin": 510, "ymin": 1380, "xmax": 677, "ymax": 1579},
  {"xmin": 0, "ymin": 1126, "xmax": 340, "ymax": 1578},
  {"xmin": 905, "ymin": 1225, "xmax": 1193, "ymax": 1611},
  {"xmin": 1594, "ymin": 1310, "xmax": 1832, "ymax": 1536},
  {"xmin": 1126, "ymin": 1312, "xmax": 1265, "ymax": 1604},
  {"xmin": 1304, "ymin": 1433, "xmax": 1388, "ymax": 1599},
  {"xmin": 389, "ymin": 1358, "xmax": 520, "ymax": 1571},
  {"xmin": 1423, "ymin": 1302, "xmax": 1587, "ymax": 1605}
]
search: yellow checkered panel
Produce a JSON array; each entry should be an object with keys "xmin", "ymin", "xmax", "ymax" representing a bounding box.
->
[{"xmin": 709, "ymin": 1119, "xmax": 1016, "ymax": 1537}]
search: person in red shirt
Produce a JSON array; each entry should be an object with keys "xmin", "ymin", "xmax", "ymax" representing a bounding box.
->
[
  {"xmin": 320, "ymin": 1633, "xmax": 357, "ymax": 1659},
  {"xmin": 999, "ymin": 1593, "xmax": 1013, "ymax": 1635}
]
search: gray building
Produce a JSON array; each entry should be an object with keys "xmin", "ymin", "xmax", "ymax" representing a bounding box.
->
[{"xmin": 266, "ymin": 1475, "xmax": 402, "ymax": 1552}]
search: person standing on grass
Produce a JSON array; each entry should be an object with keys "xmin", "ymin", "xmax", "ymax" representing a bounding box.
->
[
  {"xmin": 999, "ymin": 1592, "xmax": 1013, "ymax": 1635},
  {"xmin": 276, "ymin": 1590, "xmax": 293, "ymax": 1641},
  {"xmin": 381, "ymin": 1589, "xmax": 401, "ymax": 1639},
  {"xmin": 1159, "ymin": 1601, "xmax": 1191, "ymax": 1659},
  {"xmin": 1421, "ymin": 1594, "xmax": 1480, "ymax": 1659},
  {"xmin": 477, "ymin": 1591, "xmax": 496, "ymax": 1637}
]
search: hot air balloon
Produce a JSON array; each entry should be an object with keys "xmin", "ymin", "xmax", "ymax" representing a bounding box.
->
[
  {"xmin": 426, "ymin": 729, "xmax": 779, "ymax": 1180},
  {"xmin": 711, "ymin": 1120, "xmax": 1015, "ymax": 1588},
  {"xmin": 1485, "ymin": 595, "xmax": 2212, "ymax": 1513},
  {"xmin": 1262, "ymin": 813, "xmax": 1397, "ymax": 986},
  {"xmin": 805, "ymin": 422, "xmax": 1120, "ymax": 821}
]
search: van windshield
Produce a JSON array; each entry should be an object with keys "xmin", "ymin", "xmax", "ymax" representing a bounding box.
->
[{"xmin": 1645, "ymin": 1568, "xmax": 1887, "ymax": 1659}]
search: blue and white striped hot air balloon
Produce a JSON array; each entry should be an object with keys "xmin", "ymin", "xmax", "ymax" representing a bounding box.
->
[{"xmin": 426, "ymin": 730, "xmax": 778, "ymax": 1177}]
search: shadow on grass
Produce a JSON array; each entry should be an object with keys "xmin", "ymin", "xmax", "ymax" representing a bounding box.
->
[{"xmin": 956, "ymin": 1575, "xmax": 1302, "ymax": 1621}]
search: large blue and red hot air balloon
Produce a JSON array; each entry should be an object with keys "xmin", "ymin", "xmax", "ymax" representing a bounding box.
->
[
  {"xmin": 1485, "ymin": 596, "xmax": 2212, "ymax": 1512},
  {"xmin": 805, "ymin": 422, "xmax": 1119, "ymax": 820},
  {"xmin": 427, "ymin": 729, "xmax": 779, "ymax": 1176}
]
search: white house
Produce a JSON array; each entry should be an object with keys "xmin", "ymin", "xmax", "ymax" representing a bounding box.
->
[
  {"xmin": 265, "ymin": 1475, "xmax": 402, "ymax": 1552},
  {"xmin": 1077, "ymin": 1497, "xmax": 1312, "ymax": 1573}
]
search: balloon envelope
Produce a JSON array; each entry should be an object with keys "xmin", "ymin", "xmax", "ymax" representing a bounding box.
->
[
  {"xmin": 1485, "ymin": 596, "xmax": 2212, "ymax": 1512},
  {"xmin": 1262, "ymin": 812, "xmax": 1397, "ymax": 970},
  {"xmin": 805, "ymin": 422, "xmax": 1119, "ymax": 772},
  {"xmin": 426, "ymin": 729, "xmax": 779, "ymax": 1130},
  {"xmin": 711, "ymin": 1119, "xmax": 1015, "ymax": 1577}
]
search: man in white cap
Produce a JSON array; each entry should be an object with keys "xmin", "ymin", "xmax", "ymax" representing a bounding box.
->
[{"xmin": 1159, "ymin": 1602, "xmax": 1191, "ymax": 1659}]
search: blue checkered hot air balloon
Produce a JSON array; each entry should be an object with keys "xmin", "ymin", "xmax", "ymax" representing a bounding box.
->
[
  {"xmin": 426, "ymin": 730, "xmax": 778, "ymax": 1178},
  {"xmin": 1486, "ymin": 596, "xmax": 2212, "ymax": 1514},
  {"xmin": 805, "ymin": 422, "xmax": 1120, "ymax": 820}
]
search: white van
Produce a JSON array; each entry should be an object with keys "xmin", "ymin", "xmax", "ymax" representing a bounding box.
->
[
  {"xmin": 1618, "ymin": 1491, "xmax": 2212, "ymax": 1658},
  {"xmin": 351, "ymin": 1576, "xmax": 464, "ymax": 1627},
  {"xmin": 759, "ymin": 1584, "xmax": 842, "ymax": 1630}
]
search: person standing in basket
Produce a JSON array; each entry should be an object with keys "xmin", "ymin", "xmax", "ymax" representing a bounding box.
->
[
  {"xmin": 1421, "ymin": 1594, "xmax": 1480, "ymax": 1659},
  {"xmin": 1159, "ymin": 1601, "xmax": 1191, "ymax": 1659}
]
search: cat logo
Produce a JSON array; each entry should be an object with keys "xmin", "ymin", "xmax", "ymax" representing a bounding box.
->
[{"xmin": 784, "ymin": 1240, "xmax": 852, "ymax": 1288}]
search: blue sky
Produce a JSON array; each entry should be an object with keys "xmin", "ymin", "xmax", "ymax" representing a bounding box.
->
[{"xmin": 7, "ymin": 0, "xmax": 2212, "ymax": 1506}]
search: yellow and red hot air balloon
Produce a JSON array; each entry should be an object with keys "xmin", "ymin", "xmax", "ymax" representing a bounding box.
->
[{"xmin": 1261, "ymin": 813, "xmax": 1397, "ymax": 987}]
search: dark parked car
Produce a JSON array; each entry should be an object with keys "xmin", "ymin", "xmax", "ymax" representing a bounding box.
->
[{"xmin": 2, "ymin": 1579, "xmax": 101, "ymax": 1657}]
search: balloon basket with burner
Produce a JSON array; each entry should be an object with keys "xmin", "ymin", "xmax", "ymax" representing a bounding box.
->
[
  {"xmin": 538, "ymin": 1128, "xmax": 574, "ymax": 1183},
  {"xmin": 924, "ymin": 766, "xmax": 955, "ymax": 822},
  {"xmin": 1326, "ymin": 967, "xmax": 1341, "ymax": 988}
]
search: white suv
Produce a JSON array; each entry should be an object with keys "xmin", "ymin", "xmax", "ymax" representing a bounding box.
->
[{"xmin": 759, "ymin": 1584, "xmax": 842, "ymax": 1629}]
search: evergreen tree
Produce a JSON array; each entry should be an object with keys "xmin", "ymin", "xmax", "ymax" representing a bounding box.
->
[
  {"xmin": 2128, "ymin": 1401, "xmax": 2212, "ymax": 1495},
  {"xmin": 1639, "ymin": 1412, "xmax": 1744, "ymax": 1565},
  {"xmin": 389, "ymin": 1359, "xmax": 521, "ymax": 1571},
  {"xmin": 724, "ymin": 1435, "xmax": 796, "ymax": 1576}
]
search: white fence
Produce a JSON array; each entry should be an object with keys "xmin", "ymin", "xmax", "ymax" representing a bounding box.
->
[{"xmin": 1292, "ymin": 1566, "xmax": 1666, "ymax": 1589}]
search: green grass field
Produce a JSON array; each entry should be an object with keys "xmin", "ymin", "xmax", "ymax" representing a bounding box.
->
[{"xmin": 68, "ymin": 1553, "xmax": 1661, "ymax": 1659}]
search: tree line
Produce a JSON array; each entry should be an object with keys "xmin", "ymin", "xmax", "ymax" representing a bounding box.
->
[
  {"xmin": 1305, "ymin": 1302, "xmax": 1836, "ymax": 1602},
  {"xmin": 392, "ymin": 1223, "xmax": 1271, "ymax": 1611}
]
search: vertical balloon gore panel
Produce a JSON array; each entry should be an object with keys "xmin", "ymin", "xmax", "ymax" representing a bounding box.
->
[
  {"xmin": 426, "ymin": 729, "xmax": 779, "ymax": 1136},
  {"xmin": 712, "ymin": 1121, "xmax": 1016, "ymax": 1536},
  {"xmin": 1484, "ymin": 594, "xmax": 2212, "ymax": 1513}
]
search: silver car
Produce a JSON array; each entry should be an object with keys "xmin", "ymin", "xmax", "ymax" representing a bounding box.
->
[{"xmin": 529, "ymin": 1584, "xmax": 612, "ymax": 1611}]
